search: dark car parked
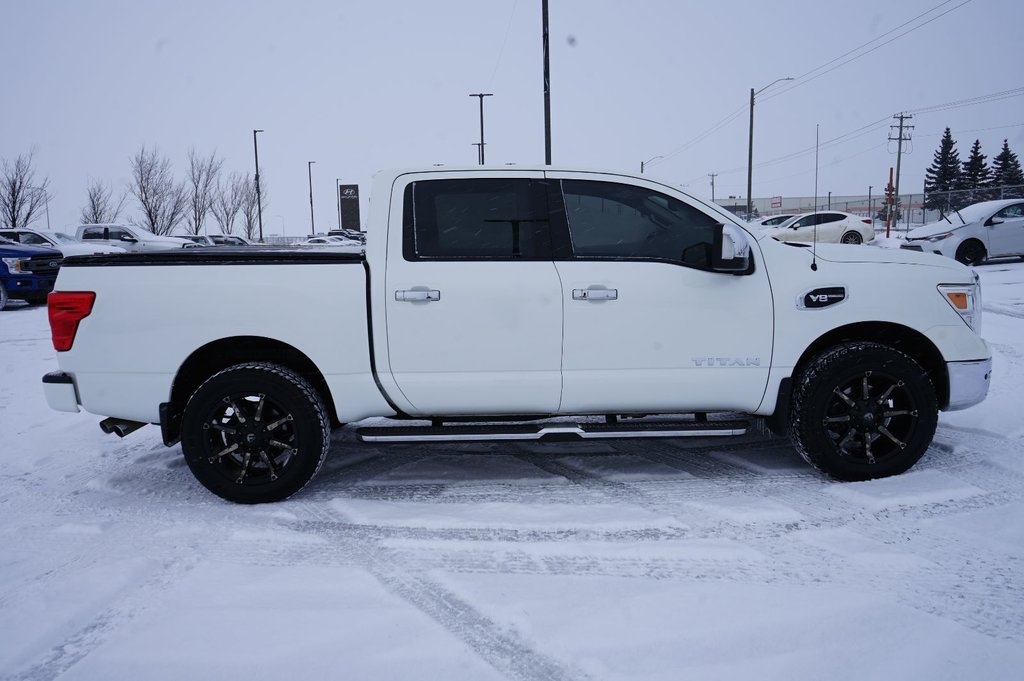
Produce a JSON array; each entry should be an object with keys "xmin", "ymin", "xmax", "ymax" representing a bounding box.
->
[{"xmin": 0, "ymin": 235, "xmax": 63, "ymax": 310}]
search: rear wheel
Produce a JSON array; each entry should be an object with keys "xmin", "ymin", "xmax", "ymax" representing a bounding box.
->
[
  {"xmin": 180, "ymin": 362, "xmax": 331, "ymax": 503},
  {"xmin": 790, "ymin": 342, "xmax": 938, "ymax": 481},
  {"xmin": 0, "ymin": 282, "xmax": 7, "ymax": 311},
  {"xmin": 840, "ymin": 231, "xmax": 863, "ymax": 244},
  {"xmin": 955, "ymin": 240, "xmax": 986, "ymax": 266}
]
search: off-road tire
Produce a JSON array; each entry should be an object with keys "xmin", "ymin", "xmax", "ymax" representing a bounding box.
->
[
  {"xmin": 180, "ymin": 362, "xmax": 331, "ymax": 503},
  {"xmin": 790, "ymin": 342, "xmax": 938, "ymax": 481}
]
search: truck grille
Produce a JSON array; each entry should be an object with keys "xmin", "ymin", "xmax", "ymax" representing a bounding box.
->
[{"xmin": 23, "ymin": 255, "xmax": 63, "ymax": 276}]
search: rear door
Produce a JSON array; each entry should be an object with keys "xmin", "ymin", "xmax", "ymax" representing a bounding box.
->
[
  {"xmin": 548, "ymin": 173, "xmax": 773, "ymax": 414},
  {"xmin": 382, "ymin": 172, "xmax": 564, "ymax": 415}
]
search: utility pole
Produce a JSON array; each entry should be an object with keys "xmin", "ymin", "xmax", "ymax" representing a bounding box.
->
[
  {"xmin": 827, "ymin": 191, "xmax": 831, "ymax": 209},
  {"xmin": 469, "ymin": 93, "xmax": 493, "ymax": 165},
  {"xmin": 708, "ymin": 173, "xmax": 717, "ymax": 202},
  {"xmin": 746, "ymin": 77, "xmax": 794, "ymax": 219},
  {"xmin": 542, "ymin": 0, "xmax": 551, "ymax": 165},
  {"xmin": 307, "ymin": 161, "xmax": 316, "ymax": 236},
  {"xmin": 889, "ymin": 112, "xmax": 914, "ymax": 228},
  {"xmin": 868, "ymin": 185, "xmax": 873, "ymax": 219},
  {"xmin": 253, "ymin": 129, "xmax": 264, "ymax": 242}
]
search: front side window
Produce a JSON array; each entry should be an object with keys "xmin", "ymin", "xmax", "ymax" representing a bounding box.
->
[
  {"xmin": 560, "ymin": 180, "xmax": 719, "ymax": 269},
  {"xmin": 108, "ymin": 228, "xmax": 131, "ymax": 241},
  {"xmin": 404, "ymin": 178, "xmax": 549, "ymax": 260},
  {"xmin": 994, "ymin": 204, "xmax": 1024, "ymax": 220}
]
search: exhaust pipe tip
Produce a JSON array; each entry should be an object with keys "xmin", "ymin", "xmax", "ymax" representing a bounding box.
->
[{"xmin": 99, "ymin": 418, "xmax": 146, "ymax": 438}]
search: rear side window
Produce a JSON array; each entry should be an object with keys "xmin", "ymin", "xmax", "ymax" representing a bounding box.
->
[
  {"xmin": 823, "ymin": 213, "xmax": 846, "ymax": 224},
  {"xmin": 560, "ymin": 180, "xmax": 719, "ymax": 269},
  {"xmin": 404, "ymin": 179, "xmax": 550, "ymax": 260},
  {"xmin": 81, "ymin": 227, "xmax": 105, "ymax": 240}
]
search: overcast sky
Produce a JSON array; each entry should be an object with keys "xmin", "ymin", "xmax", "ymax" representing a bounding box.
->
[{"xmin": 2, "ymin": 0, "xmax": 1022, "ymax": 235}]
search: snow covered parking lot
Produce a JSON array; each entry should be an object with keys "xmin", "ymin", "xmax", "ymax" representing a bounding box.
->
[{"xmin": 2, "ymin": 263, "xmax": 1024, "ymax": 681}]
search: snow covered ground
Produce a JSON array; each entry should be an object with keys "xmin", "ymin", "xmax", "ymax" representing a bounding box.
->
[{"xmin": 2, "ymin": 262, "xmax": 1023, "ymax": 681}]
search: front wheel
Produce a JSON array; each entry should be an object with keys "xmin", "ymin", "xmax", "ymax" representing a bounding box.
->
[
  {"xmin": 0, "ymin": 282, "xmax": 7, "ymax": 311},
  {"xmin": 790, "ymin": 342, "xmax": 938, "ymax": 481},
  {"xmin": 840, "ymin": 231, "xmax": 863, "ymax": 244},
  {"xmin": 180, "ymin": 362, "xmax": 331, "ymax": 503},
  {"xmin": 955, "ymin": 240, "xmax": 986, "ymax": 266}
]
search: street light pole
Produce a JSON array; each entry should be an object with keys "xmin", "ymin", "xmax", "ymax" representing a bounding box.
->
[
  {"xmin": 308, "ymin": 161, "xmax": 316, "ymax": 236},
  {"xmin": 469, "ymin": 93, "xmax": 493, "ymax": 165},
  {"xmin": 253, "ymin": 129, "xmax": 265, "ymax": 242},
  {"xmin": 746, "ymin": 77, "xmax": 794, "ymax": 219},
  {"xmin": 640, "ymin": 155, "xmax": 664, "ymax": 174}
]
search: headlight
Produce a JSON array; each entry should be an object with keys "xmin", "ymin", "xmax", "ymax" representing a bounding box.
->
[
  {"xmin": 1, "ymin": 257, "xmax": 29, "ymax": 274},
  {"xmin": 926, "ymin": 231, "xmax": 955, "ymax": 242},
  {"xmin": 938, "ymin": 280, "xmax": 981, "ymax": 334}
]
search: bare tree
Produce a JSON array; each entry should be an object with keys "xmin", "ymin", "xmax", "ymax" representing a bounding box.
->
[
  {"xmin": 184, "ymin": 149, "xmax": 223, "ymax": 235},
  {"xmin": 128, "ymin": 146, "xmax": 188, "ymax": 235},
  {"xmin": 0, "ymin": 151, "xmax": 50, "ymax": 229},
  {"xmin": 211, "ymin": 172, "xmax": 246, "ymax": 235},
  {"xmin": 239, "ymin": 171, "xmax": 268, "ymax": 241},
  {"xmin": 80, "ymin": 179, "xmax": 127, "ymax": 224}
]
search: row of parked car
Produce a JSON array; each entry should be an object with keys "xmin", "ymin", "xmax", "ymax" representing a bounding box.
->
[{"xmin": 748, "ymin": 198, "xmax": 1024, "ymax": 266}]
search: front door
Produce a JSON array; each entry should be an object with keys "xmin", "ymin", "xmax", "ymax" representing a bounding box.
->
[
  {"xmin": 383, "ymin": 173, "xmax": 563, "ymax": 415},
  {"xmin": 548, "ymin": 174, "xmax": 773, "ymax": 414},
  {"xmin": 987, "ymin": 202, "xmax": 1024, "ymax": 257}
]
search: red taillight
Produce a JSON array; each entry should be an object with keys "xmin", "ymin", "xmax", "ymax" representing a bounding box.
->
[
  {"xmin": 862, "ymin": 218, "xmax": 872, "ymax": 224},
  {"xmin": 48, "ymin": 292, "xmax": 96, "ymax": 352}
]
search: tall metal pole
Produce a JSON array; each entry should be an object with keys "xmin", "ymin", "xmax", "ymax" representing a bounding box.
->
[
  {"xmin": 709, "ymin": 173, "xmax": 717, "ymax": 202},
  {"xmin": 336, "ymin": 178, "xmax": 342, "ymax": 230},
  {"xmin": 746, "ymin": 77, "xmax": 793, "ymax": 220},
  {"xmin": 542, "ymin": 0, "xmax": 551, "ymax": 165},
  {"xmin": 253, "ymin": 129, "xmax": 264, "ymax": 242},
  {"xmin": 307, "ymin": 161, "xmax": 316, "ymax": 236},
  {"xmin": 469, "ymin": 93, "xmax": 493, "ymax": 165},
  {"xmin": 746, "ymin": 87, "xmax": 755, "ymax": 219},
  {"xmin": 868, "ymin": 185, "xmax": 873, "ymax": 219}
]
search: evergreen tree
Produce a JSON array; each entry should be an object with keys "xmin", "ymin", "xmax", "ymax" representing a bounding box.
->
[
  {"xmin": 990, "ymin": 139, "xmax": 1024, "ymax": 198},
  {"xmin": 960, "ymin": 139, "xmax": 991, "ymax": 204},
  {"xmin": 923, "ymin": 128, "xmax": 963, "ymax": 213}
]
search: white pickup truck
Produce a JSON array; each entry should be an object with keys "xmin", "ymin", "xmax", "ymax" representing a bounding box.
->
[{"xmin": 43, "ymin": 167, "xmax": 992, "ymax": 503}]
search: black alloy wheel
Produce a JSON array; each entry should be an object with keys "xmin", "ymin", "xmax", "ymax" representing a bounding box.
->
[
  {"xmin": 791, "ymin": 342, "xmax": 938, "ymax": 481},
  {"xmin": 955, "ymin": 240, "xmax": 986, "ymax": 266},
  {"xmin": 180, "ymin": 363, "xmax": 330, "ymax": 503}
]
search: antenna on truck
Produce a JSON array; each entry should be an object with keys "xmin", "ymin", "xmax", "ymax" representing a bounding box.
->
[{"xmin": 811, "ymin": 123, "xmax": 819, "ymax": 271}]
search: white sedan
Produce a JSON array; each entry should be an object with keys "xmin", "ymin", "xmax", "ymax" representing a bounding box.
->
[
  {"xmin": 0, "ymin": 228, "xmax": 126, "ymax": 256},
  {"xmin": 765, "ymin": 211, "xmax": 875, "ymax": 245},
  {"xmin": 903, "ymin": 199, "xmax": 1024, "ymax": 265}
]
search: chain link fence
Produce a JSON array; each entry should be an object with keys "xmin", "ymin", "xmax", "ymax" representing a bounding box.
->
[{"xmin": 726, "ymin": 184, "xmax": 1024, "ymax": 233}]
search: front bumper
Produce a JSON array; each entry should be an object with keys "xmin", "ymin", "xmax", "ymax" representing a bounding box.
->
[
  {"xmin": 945, "ymin": 358, "xmax": 992, "ymax": 411},
  {"xmin": 42, "ymin": 371, "xmax": 80, "ymax": 413}
]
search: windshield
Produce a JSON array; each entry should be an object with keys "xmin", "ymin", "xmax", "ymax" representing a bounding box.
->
[
  {"xmin": 956, "ymin": 202, "xmax": 1004, "ymax": 223},
  {"xmin": 52, "ymin": 232, "xmax": 78, "ymax": 243}
]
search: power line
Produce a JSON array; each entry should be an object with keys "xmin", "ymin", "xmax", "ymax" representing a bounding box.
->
[
  {"xmin": 487, "ymin": 0, "xmax": 520, "ymax": 89},
  {"xmin": 761, "ymin": 0, "xmax": 973, "ymax": 103},
  {"xmin": 648, "ymin": 0, "xmax": 972, "ymax": 168}
]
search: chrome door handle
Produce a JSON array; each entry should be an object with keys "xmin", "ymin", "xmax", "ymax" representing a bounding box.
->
[
  {"xmin": 395, "ymin": 289, "xmax": 440, "ymax": 302},
  {"xmin": 572, "ymin": 288, "xmax": 618, "ymax": 301}
]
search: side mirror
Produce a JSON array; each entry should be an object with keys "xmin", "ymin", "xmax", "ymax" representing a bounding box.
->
[
  {"xmin": 712, "ymin": 223, "xmax": 751, "ymax": 274},
  {"xmin": 985, "ymin": 217, "xmax": 1003, "ymax": 226},
  {"xmin": 120, "ymin": 234, "xmax": 138, "ymax": 243}
]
